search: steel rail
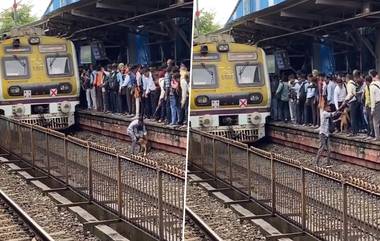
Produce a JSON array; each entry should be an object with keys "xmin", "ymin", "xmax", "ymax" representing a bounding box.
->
[
  {"xmin": 185, "ymin": 207, "xmax": 224, "ymax": 241},
  {"xmin": 0, "ymin": 190, "xmax": 56, "ymax": 241}
]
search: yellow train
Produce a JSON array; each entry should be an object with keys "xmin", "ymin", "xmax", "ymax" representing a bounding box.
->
[
  {"xmin": 191, "ymin": 35, "xmax": 271, "ymax": 142},
  {"xmin": 0, "ymin": 28, "xmax": 80, "ymax": 129}
]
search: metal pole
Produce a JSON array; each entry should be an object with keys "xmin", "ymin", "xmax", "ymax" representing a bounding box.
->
[
  {"xmin": 46, "ymin": 132, "xmax": 50, "ymax": 174},
  {"xmin": 117, "ymin": 154, "xmax": 122, "ymax": 218},
  {"xmin": 270, "ymin": 153, "xmax": 276, "ymax": 215},
  {"xmin": 212, "ymin": 138, "xmax": 216, "ymax": 177},
  {"xmin": 200, "ymin": 136, "xmax": 204, "ymax": 169},
  {"xmin": 247, "ymin": 148, "xmax": 251, "ymax": 198},
  {"xmin": 64, "ymin": 137, "xmax": 68, "ymax": 186},
  {"xmin": 301, "ymin": 167, "xmax": 306, "ymax": 230},
  {"xmin": 157, "ymin": 169, "xmax": 164, "ymax": 241},
  {"xmin": 342, "ymin": 181, "xmax": 348, "ymax": 241},
  {"xmin": 87, "ymin": 143, "xmax": 93, "ymax": 201},
  {"xmin": 228, "ymin": 143, "xmax": 232, "ymax": 185},
  {"xmin": 18, "ymin": 124, "xmax": 22, "ymax": 156},
  {"xmin": 31, "ymin": 126, "xmax": 35, "ymax": 166}
]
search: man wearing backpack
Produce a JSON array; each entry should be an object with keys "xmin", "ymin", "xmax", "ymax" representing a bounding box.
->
[
  {"xmin": 370, "ymin": 70, "xmax": 380, "ymax": 141},
  {"xmin": 275, "ymin": 76, "xmax": 290, "ymax": 123},
  {"xmin": 315, "ymin": 105, "xmax": 340, "ymax": 167},
  {"xmin": 108, "ymin": 64, "xmax": 119, "ymax": 113}
]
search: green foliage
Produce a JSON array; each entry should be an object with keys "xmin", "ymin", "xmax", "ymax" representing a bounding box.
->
[
  {"xmin": 0, "ymin": 4, "xmax": 38, "ymax": 34},
  {"xmin": 196, "ymin": 9, "xmax": 221, "ymax": 35}
]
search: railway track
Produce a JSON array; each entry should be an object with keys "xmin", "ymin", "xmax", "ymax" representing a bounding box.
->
[
  {"xmin": 0, "ymin": 190, "xmax": 55, "ymax": 241},
  {"xmin": 185, "ymin": 207, "xmax": 222, "ymax": 241}
]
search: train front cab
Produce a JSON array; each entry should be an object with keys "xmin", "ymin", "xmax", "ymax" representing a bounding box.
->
[
  {"xmin": 0, "ymin": 35, "xmax": 80, "ymax": 129},
  {"xmin": 190, "ymin": 39, "xmax": 271, "ymax": 142}
]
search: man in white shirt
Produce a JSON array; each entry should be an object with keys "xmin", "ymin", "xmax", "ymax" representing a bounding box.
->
[
  {"xmin": 142, "ymin": 68, "xmax": 155, "ymax": 119},
  {"xmin": 370, "ymin": 70, "xmax": 380, "ymax": 141},
  {"xmin": 326, "ymin": 76, "xmax": 337, "ymax": 111},
  {"xmin": 316, "ymin": 105, "xmax": 340, "ymax": 167},
  {"xmin": 334, "ymin": 78, "xmax": 347, "ymax": 110}
]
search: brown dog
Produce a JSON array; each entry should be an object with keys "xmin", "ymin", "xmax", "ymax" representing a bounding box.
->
[
  {"xmin": 137, "ymin": 135, "xmax": 150, "ymax": 156},
  {"xmin": 334, "ymin": 108, "xmax": 350, "ymax": 132}
]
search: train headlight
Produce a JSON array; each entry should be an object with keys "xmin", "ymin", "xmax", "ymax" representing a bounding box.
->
[
  {"xmin": 28, "ymin": 37, "xmax": 40, "ymax": 45},
  {"xmin": 13, "ymin": 104, "xmax": 25, "ymax": 116},
  {"xmin": 59, "ymin": 101, "xmax": 71, "ymax": 114},
  {"xmin": 248, "ymin": 93, "xmax": 263, "ymax": 104},
  {"xmin": 249, "ymin": 112, "xmax": 262, "ymax": 125},
  {"xmin": 217, "ymin": 44, "xmax": 229, "ymax": 52},
  {"xmin": 59, "ymin": 83, "xmax": 72, "ymax": 93},
  {"xmin": 195, "ymin": 95, "xmax": 210, "ymax": 106},
  {"xmin": 200, "ymin": 45, "xmax": 208, "ymax": 55},
  {"xmin": 199, "ymin": 115, "xmax": 213, "ymax": 127},
  {"xmin": 8, "ymin": 86, "xmax": 22, "ymax": 96}
]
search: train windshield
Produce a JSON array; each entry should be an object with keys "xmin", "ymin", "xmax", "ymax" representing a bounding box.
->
[
  {"xmin": 192, "ymin": 64, "xmax": 217, "ymax": 87},
  {"xmin": 3, "ymin": 56, "xmax": 29, "ymax": 78},
  {"xmin": 46, "ymin": 56, "xmax": 71, "ymax": 76},
  {"xmin": 235, "ymin": 64, "xmax": 260, "ymax": 85}
]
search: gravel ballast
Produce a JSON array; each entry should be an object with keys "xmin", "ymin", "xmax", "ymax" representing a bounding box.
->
[
  {"xmin": 185, "ymin": 182, "xmax": 265, "ymax": 241},
  {"xmin": 0, "ymin": 164, "xmax": 101, "ymax": 241}
]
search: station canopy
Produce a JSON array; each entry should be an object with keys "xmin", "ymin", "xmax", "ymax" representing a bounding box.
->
[
  {"xmin": 223, "ymin": 0, "xmax": 380, "ymax": 49},
  {"xmin": 32, "ymin": 0, "xmax": 192, "ymax": 40}
]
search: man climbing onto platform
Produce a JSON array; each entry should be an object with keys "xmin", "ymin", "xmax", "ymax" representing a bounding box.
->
[
  {"xmin": 315, "ymin": 105, "xmax": 341, "ymax": 167},
  {"xmin": 127, "ymin": 116, "xmax": 147, "ymax": 154}
]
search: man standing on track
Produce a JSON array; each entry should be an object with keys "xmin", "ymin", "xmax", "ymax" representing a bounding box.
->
[
  {"xmin": 127, "ymin": 116, "xmax": 147, "ymax": 154},
  {"xmin": 315, "ymin": 105, "xmax": 340, "ymax": 167}
]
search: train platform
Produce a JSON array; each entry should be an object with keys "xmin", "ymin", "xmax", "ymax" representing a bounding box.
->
[
  {"xmin": 266, "ymin": 121, "xmax": 380, "ymax": 170},
  {"xmin": 76, "ymin": 110, "xmax": 188, "ymax": 156}
]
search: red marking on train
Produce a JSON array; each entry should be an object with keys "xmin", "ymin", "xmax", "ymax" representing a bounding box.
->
[
  {"xmin": 239, "ymin": 99, "xmax": 247, "ymax": 108},
  {"xmin": 50, "ymin": 88, "xmax": 57, "ymax": 97}
]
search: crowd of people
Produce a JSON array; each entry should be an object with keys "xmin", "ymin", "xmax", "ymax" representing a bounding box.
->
[
  {"xmin": 271, "ymin": 69, "xmax": 380, "ymax": 142},
  {"xmin": 78, "ymin": 59, "xmax": 189, "ymax": 126}
]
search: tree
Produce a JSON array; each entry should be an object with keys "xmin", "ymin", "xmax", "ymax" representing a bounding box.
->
[
  {"xmin": 0, "ymin": 4, "xmax": 38, "ymax": 34},
  {"xmin": 196, "ymin": 9, "xmax": 221, "ymax": 36}
]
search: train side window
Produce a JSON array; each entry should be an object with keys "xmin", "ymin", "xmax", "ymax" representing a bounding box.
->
[
  {"xmin": 2, "ymin": 56, "xmax": 30, "ymax": 79},
  {"xmin": 235, "ymin": 64, "xmax": 261, "ymax": 86},
  {"xmin": 192, "ymin": 64, "xmax": 218, "ymax": 88},
  {"xmin": 46, "ymin": 55, "xmax": 72, "ymax": 76}
]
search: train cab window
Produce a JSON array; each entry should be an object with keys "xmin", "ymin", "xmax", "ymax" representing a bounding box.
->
[
  {"xmin": 3, "ymin": 56, "xmax": 29, "ymax": 78},
  {"xmin": 235, "ymin": 64, "xmax": 261, "ymax": 85},
  {"xmin": 192, "ymin": 64, "xmax": 217, "ymax": 88},
  {"xmin": 46, "ymin": 56, "xmax": 72, "ymax": 76}
]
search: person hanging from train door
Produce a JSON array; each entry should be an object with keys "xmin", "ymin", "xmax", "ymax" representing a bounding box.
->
[{"xmin": 127, "ymin": 116, "xmax": 147, "ymax": 154}]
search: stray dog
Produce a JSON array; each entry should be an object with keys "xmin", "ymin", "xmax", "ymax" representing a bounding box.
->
[
  {"xmin": 137, "ymin": 135, "xmax": 150, "ymax": 156},
  {"xmin": 334, "ymin": 108, "xmax": 350, "ymax": 132}
]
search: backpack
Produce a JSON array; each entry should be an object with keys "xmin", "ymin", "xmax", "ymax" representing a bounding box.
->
[
  {"xmin": 108, "ymin": 72, "xmax": 119, "ymax": 91},
  {"xmin": 299, "ymin": 82, "xmax": 307, "ymax": 102},
  {"xmin": 275, "ymin": 82, "xmax": 284, "ymax": 99}
]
